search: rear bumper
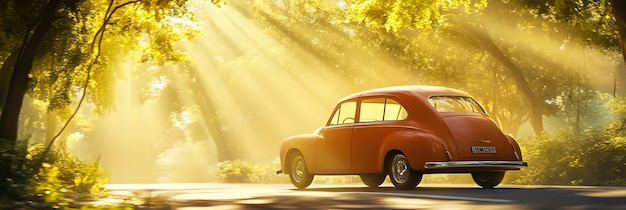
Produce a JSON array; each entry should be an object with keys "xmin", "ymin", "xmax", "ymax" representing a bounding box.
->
[{"xmin": 424, "ymin": 161, "xmax": 528, "ymax": 170}]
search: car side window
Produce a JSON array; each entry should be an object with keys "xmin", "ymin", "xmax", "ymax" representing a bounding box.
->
[
  {"xmin": 329, "ymin": 101, "xmax": 357, "ymax": 125},
  {"xmin": 360, "ymin": 98, "xmax": 385, "ymax": 122},
  {"xmin": 384, "ymin": 98, "xmax": 409, "ymax": 121},
  {"xmin": 359, "ymin": 98, "xmax": 408, "ymax": 122}
]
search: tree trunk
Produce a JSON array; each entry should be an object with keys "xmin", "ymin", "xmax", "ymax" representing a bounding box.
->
[
  {"xmin": 0, "ymin": 0, "xmax": 61, "ymax": 146},
  {"xmin": 610, "ymin": 0, "xmax": 626, "ymax": 63},
  {"xmin": 463, "ymin": 24, "xmax": 544, "ymax": 135},
  {"xmin": 187, "ymin": 66, "xmax": 237, "ymax": 162},
  {"xmin": 45, "ymin": 101, "xmax": 57, "ymax": 148},
  {"xmin": 610, "ymin": 0, "xmax": 626, "ymax": 97},
  {"xmin": 0, "ymin": 47, "xmax": 20, "ymax": 113}
]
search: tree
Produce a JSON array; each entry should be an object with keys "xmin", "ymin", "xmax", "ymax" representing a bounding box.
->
[
  {"xmin": 342, "ymin": 0, "xmax": 622, "ymax": 135},
  {"xmin": 343, "ymin": 0, "xmax": 550, "ymax": 134},
  {"xmin": 0, "ymin": 0, "xmax": 223, "ymax": 148},
  {"xmin": 0, "ymin": 0, "xmax": 62, "ymax": 146},
  {"xmin": 610, "ymin": 0, "xmax": 626, "ymax": 63},
  {"xmin": 461, "ymin": 23, "xmax": 545, "ymax": 135}
]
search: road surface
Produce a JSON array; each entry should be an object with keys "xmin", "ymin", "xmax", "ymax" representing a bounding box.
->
[{"xmin": 99, "ymin": 183, "xmax": 626, "ymax": 209}]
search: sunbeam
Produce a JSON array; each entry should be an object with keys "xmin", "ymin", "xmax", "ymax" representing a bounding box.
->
[{"xmin": 74, "ymin": 0, "xmax": 624, "ymax": 183}]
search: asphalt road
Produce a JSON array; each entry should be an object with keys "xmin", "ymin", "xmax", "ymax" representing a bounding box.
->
[{"xmin": 100, "ymin": 183, "xmax": 626, "ymax": 209}]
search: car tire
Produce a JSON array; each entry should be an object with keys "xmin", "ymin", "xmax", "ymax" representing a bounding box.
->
[
  {"xmin": 471, "ymin": 172, "xmax": 505, "ymax": 188},
  {"xmin": 289, "ymin": 153, "xmax": 314, "ymax": 189},
  {"xmin": 359, "ymin": 173, "xmax": 386, "ymax": 188},
  {"xmin": 388, "ymin": 153, "xmax": 422, "ymax": 190}
]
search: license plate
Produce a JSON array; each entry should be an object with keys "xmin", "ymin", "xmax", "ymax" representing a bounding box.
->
[{"xmin": 471, "ymin": 146, "xmax": 497, "ymax": 154}]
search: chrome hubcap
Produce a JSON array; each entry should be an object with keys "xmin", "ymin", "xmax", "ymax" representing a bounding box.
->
[
  {"xmin": 392, "ymin": 155, "xmax": 409, "ymax": 183},
  {"xmin": 292, "ymin": 157, "xmax": 305, "ymax": 182}
]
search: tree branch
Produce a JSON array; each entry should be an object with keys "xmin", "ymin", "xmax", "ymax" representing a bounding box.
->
[
  {"xmin": 34, "ymin": 0, "xmax": 143, "ymax": 169},
  {"xmin": 459, "ymin": 23, "xmax": 544, "ymax": 135}
]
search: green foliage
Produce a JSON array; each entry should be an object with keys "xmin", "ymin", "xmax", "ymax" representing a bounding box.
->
[
  {"xmin": 517, "ymin": 0, "xmax": 618, "ymax": 49},
  {"xmin": 0, "ymin": 143, "xmax": 108, "ymax": 209},
  {"xmin": 505, "ymin": 97, "xmax": 626, "ymax": 186},
  {"xmin": 339, "ymin": 0, "xmax": 621, "ymax": 135},
  {"xmin": 28, "ymin": 144, "xmax": 109, "ymax": 201},
  {"xmin": 347, "ymin": 0, "xmax": 487, "ymax": 32},
  {"xmin": 216, "ymin": 159, "xmax": 288, "ymax": 183},
  {"xmin": 313, "ymin": 175, "xmax": 361, "ymax": 184},
  {"xmin": 216, "ymin": 159, "xmax": 254, "ymax": 183},
  {"xmin": 0, "ymin": 0, "xmax": 46, "ymax": 54},
  {"xmin": 215, "ymin": 159, "xmax": 364, "ymax": 184},
  {"xmin": 0, "ymin": 0, "xmax": 205, "ymax": 120},
  {"xmin": 0, "ymin": 141, "xmax": 31, "ymax": 205}
]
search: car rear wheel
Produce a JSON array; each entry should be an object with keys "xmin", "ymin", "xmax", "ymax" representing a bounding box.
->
[
  {"xmin": 359, "ymin": 173, "xmax": 386, "ymax": 188},
  {"xmin": 388, "ymin": 153, "xmax": 422, "ymax": 190},
  {"xmin": 289, "ymin": 153, "xmax": 314, "ymax": 189},
  {"xmin": 471, "ymin": 172, "xmax": 505, "ymax": 188}
]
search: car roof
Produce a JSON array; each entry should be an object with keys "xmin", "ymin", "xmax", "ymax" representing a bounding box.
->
[{"xmin": 339, "ymin": 85, "xmax": 472, "ymax": 102}]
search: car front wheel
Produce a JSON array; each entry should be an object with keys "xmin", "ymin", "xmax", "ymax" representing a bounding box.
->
[
  {"xmin": 359, "ymin": 173, "xmax": 386, "ymax": 188},
  {"xmin": 471, "ymin": 172, "xmax": 505, "ymax": 188},
  {"xmin": 289, "ymin": 153, "xmax": 314, "ymax": 189},
  {"xmin": 388, "ymin": 153, "xmax": 422, "ymax": 190}
]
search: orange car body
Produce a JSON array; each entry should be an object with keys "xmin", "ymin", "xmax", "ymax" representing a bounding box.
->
[{"xmin": 277, "ymin": 86, "xmax": 527, "ymax": 188}]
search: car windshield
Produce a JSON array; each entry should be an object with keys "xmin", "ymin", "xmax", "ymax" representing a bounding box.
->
[{"xmin": 428, "ymin": 96, "xmax": 485, "ymax": 113}]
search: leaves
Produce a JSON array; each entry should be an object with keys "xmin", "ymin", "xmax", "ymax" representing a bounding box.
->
[
  {"xmin": 0, "ymin": 0, "xmax": 202, "ymax": 120},
  {"xmin": 505, "ymin": 97, "xmax": 626, "ymax": 186},
  {"xmin": 347, "ymin": 0, "xmax": 487, "ymax": 32},
  {"xmin": 0, "ymin": 142, "xmax": 108, "ymax": 207}
]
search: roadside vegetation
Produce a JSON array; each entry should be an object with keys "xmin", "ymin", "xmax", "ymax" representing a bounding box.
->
[
  {"xmin": 506, "ymin": 96, "xmax": 626, "ymax": 186},
  {"xmin": 0, "ymin": 142, "xmax": 108, "ymax": 209}
]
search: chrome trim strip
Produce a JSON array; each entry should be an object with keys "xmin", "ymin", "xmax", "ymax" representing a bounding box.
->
[
  {"xmin": 425, "ymin": 161, "xmax": 528, "ymax": 169},
  {"xmin": 353, "ymin": 124, "xmax": 429, "ymax": 133},
  {"xmin": 473, "ymin": 139, "xmax": 491, "ymax": 143}
]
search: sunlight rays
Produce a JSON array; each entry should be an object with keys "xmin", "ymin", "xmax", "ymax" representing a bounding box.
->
[
  {"xmin": 476, "ymin": 13, "xmax": 620, "ymax": 91},
  {"xmin": 87, "ymin": 0, "xmax": 624, "ymax": 183},
  {"xmin": 92, "ymin": 1, "xmax": 433, "ymax": 182}
]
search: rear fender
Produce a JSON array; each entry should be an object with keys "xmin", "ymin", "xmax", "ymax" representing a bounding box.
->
[
  {"xmin": 505, "ymin": 135, "xmax": 524, "ymax": 161},
  {"xmin": 380, "ymin": 131, "xmax": 449, "ymax": 171}
]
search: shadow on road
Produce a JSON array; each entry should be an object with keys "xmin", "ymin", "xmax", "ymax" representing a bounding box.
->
[
  {"xmin": 101, "ymin": 184, "xmax": 626, "ymax": 209},
  {"xmin": 289, "ymin": 185, "xmax": 626, "ymax": 209}
]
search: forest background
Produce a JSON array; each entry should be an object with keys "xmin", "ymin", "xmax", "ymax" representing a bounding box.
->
[{"xmin": 1, "ymin": 0, "xmax": 626, "ymax": 207}]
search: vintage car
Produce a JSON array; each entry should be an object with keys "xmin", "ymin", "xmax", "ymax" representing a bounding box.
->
[{"xmin": 276, "ymin": 85, "xmax": 527, "ymax": 190}]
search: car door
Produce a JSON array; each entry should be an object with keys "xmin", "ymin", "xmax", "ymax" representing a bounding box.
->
[
  {"xmin": 351, "ymin": 97, "xmax": 409, "ymax": 171},
  {"xmin": 315, "ymin": 100, "xmax": 356, "ymax": 172}
]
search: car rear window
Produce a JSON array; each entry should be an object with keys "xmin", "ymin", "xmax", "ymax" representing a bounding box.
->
[{"xmin": 428, "ymin": 96, "xmax": 485, "ymax": 113}]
